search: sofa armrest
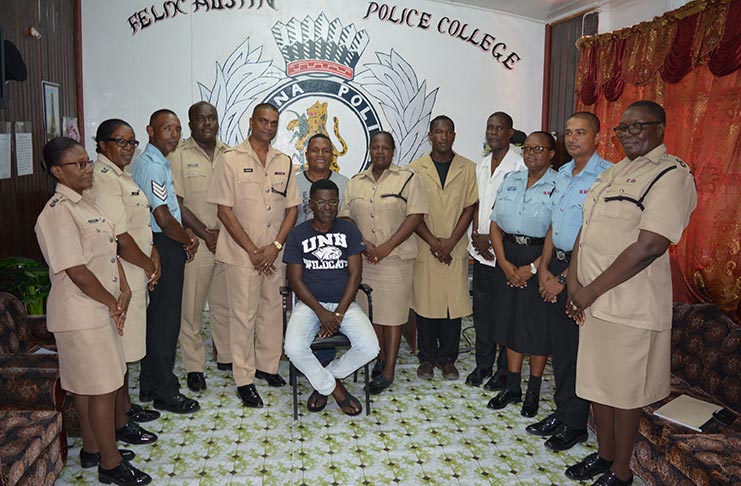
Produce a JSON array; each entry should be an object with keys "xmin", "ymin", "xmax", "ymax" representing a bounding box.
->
[
  {"xmin": 0, "ymin": 355, "xmax": 62, "ymax": 411},
  {"xmin": 23, "ymin": 315, "xmax": 56, "ymax": 352}
]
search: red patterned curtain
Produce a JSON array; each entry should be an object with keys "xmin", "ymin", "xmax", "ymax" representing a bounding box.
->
[{"xmin": 575, "ymin": 0, "xmax": 741, "ymax": 321}]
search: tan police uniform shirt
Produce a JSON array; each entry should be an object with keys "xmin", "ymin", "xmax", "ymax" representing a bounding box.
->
[
  {"xmin": 339, "ymin": 164, "xmax": 428, "ymax": 260},
  {"xmin": 578, "ymin": 144, "xmax": 697, "ymax": 331},
  {"xmin": 91, "ymin": 154, "xmax": 153, "ymax": 291},
  {"xmin": 207, "ymin": 140, "xmax": 300, "ymax": 267},
  {"xmin": 408, "ymin": 153, "xmax": 478, "ymax": 318},
  {"xmin": 35, "ymin": 183, "xmax": 120, "ymax": 332},
  {"xmin": 169, "ymin": 137, "xmax": 229, "ymax": 230}
]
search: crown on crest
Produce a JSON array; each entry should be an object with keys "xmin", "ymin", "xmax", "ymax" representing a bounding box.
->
[{"xmin": 272, "ymin": 13, "xmax": 369, "ymax": 80}]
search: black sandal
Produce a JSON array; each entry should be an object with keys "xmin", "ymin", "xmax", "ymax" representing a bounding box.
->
[
  {"xmin": 335, "ymin": 391, "xmax": 362, "ymax": 416},
  {"xmin": 367, "ymin": 375, "xmax": 392, "ymax": 395},
  {"xmin": 307, "ymin": 390, "xmax": 328, "ymax": 412}
]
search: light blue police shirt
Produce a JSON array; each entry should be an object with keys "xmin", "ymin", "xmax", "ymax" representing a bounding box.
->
[
  {"xmin": 490, "ymin": 168, "xmax": 558, "ymax": 238},
  {"xmin": 131, "ymin": 143, "xmax": 182, "ymax": 233},
  {"xmin": 550, "ymin": 152, "xmax": 611, "ymax": 251}
]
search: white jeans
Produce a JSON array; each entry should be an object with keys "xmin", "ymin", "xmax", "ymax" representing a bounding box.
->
[{"xmin": 284, "ymin": 301, "xmax": 379, "ymax": 396}]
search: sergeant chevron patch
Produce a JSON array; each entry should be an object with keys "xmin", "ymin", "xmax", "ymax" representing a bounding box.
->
[{"xmin": 152, "ymin": 180, "xmax": 168, "ymax": 201}]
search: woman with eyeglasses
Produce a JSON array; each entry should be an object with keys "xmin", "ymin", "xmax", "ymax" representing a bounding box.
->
[
  {"xmin": 485, "ymin": 131, "xmax": 558, "ymax": 418},
  {"xmin": 339, "ymin": 131, "xmax": 428, "ymax": 395},
  {"xmin": 35, "ymin": 137, "xmax": 151, "ymax": 485},
  {"xmin": 91, "ymin": 119, "xmax": 162, "ymax": 446}
]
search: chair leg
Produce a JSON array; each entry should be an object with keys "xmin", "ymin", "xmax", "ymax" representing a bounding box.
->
[
  {"xmin": 290, "ymin": 363, "xmax": 298, "ymax": 420},
  {"xmin": 364, "ymin": 362, "xmax": 371, "ymax": 416}
]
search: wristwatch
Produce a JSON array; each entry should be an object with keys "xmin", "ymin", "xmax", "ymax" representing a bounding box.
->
[
  {"xmin": 273, "ymin": 240, "xmax": 283, "ymax": 250},
  {"xmin": 530, "ymin": 263, "xmax": 538, "ymax": 275},
  {"xmin": 557, "ymin": 274, "xmax": 567, "ymax": 285}
]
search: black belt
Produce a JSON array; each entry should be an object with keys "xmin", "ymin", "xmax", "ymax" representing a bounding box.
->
[
  {"xmin": 503, "ymin": 232, "xmax": 545, "ymax": 246},
  {"xmin": 553, "ymin": 248, "xmax": 572, "ymax": 263}
]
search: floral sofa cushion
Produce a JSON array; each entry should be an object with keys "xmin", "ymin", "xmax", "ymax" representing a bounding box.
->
[{"xmin": 0, "ymin": 410, "xmax": 63, "ymax": 486}]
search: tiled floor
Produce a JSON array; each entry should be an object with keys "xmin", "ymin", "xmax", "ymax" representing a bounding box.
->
[{"xmin": 57, "ymin": 320, "xmax": 647, "ymax": 485}]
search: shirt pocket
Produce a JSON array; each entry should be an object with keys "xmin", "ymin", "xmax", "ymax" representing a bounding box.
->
[
  {"xmin": 236, "ymin": 172, "xmax": 263, "ymax": 200},
  {"xmin": 269, "ymin": 171, "xmax": 290, "ymax": 197},
  {"xmin": 80, "ymin": 221, "xmax": 114, "ymax": 262},
  {"xmin": 184, "ymin": 166, "xmax": 209, "ymax": 193},
  {"xmin": 598, "ymin": 185, "xmax": 643, "ymax": 222}
]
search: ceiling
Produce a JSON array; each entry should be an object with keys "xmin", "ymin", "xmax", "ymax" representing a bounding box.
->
[{"xmin": 438, "ymin": 0, "xmax": 602, "ymax": 23}]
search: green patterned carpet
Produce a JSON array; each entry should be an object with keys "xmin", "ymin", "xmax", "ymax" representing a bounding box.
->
[{"xmin": 56, "ymin": 319, "xmax": 646, "ymax": 486}]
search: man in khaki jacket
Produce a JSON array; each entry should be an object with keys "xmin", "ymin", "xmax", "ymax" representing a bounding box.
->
[
  {"xmin": 410, "ymin": 115, "xmax": 477, "ymax": 381},
  {"xmin": 169, "ymin": 102, "xmax": 231, "ymax": 393},
  {"xmin": 207, "ymin": 103, "xmax": 299, "ymax": 408}
]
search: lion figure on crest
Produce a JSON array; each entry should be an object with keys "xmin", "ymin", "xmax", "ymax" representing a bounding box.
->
[{"xmin": 287, "ymin": 101, "xmax": 348, "ymax": 172}]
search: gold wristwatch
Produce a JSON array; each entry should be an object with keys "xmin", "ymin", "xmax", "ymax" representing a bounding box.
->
[{"xmin": 273, "ymin": 240, "xmax": 283, "ymax": 250}]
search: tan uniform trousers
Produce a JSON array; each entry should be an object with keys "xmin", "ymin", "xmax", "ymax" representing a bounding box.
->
[
  {"xmin": 225, "ymin": 263, "xmax": 284, "ymax": 387},
  {"xmin": 179, "ymin": 237, "xmax": 231, "ymax": 372}
]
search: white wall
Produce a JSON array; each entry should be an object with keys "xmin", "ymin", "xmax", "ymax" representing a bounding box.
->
[
  {"xmin": 81, "ymin": 0, "xmax": 545, "ymax": 174},
  {"xmin": 598, "ymin": 0, "xmax": 692, "ymax": 33}
]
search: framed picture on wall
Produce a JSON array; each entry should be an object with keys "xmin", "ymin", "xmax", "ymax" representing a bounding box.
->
[{"xmin": 42, "ymin": 81, "xmax": 61, "ymax": 141}]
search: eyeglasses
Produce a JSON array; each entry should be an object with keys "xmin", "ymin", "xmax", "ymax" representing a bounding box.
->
[
  {"xmin": 612, "ymin": 121, "xmax": 662, "ymax": 136},
  {"xmin": 104, "ymin": 138, "xmax": 140, "ymax": 148},
  {"xmin": 59, "ymin": 160, "xmax": 95, "ymax": 170},
  {"xmin": 312, "ymin": 199, "xmax": 339, "ymax": 209},
  {"xmin": 522, "ymin": 146, "xmax": 551, "ymax": 154}
]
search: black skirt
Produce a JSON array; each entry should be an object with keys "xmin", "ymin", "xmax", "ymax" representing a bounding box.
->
[{"xmin": 491, "ymin": 239, "xmax": 551, "ymax": 355}]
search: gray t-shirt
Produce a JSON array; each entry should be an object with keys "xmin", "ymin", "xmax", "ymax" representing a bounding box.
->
[{"xmin": 295, "ymin": 170, "xmax": 349, "ymax": 226}]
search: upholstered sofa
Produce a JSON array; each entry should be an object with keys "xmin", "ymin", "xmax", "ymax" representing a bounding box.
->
[
  {"xmin": 0, "ymin": 292, "xmax": 69, "ymax": 486},
  {"xmin": 631, "ymin": 303, "xmax": 740, "ymax": 486}
]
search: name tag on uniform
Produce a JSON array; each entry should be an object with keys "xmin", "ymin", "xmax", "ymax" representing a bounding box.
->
[
  {"xmin": 88, "ymin": 218, "xmax": 100, "ymax": 223},
  {"xmin": 131, "ymin": 190, "xmax": 140, "ymax": 196},
  {"xmin": 243, "ymin": 168, "xmax": 253, "ymax": 173},
  {"xmin": 506, "ymin": 186, "xmax": 517, "ymax": 191},
  {"xmin": 274, "ymin": 171, "xmax": 286, "ymax": 175},
  {"xmin": 626, "ymin": 178, "xmax": 636, "ymax": 183},
  {"xmin": 187, "ymin": 163, "xmax": 199, "ymax": 168}
]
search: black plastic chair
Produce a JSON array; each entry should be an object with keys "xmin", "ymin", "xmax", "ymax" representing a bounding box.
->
[{"xmin": 281, "ymin": 284, "xmax": 373, "ymax": 420}]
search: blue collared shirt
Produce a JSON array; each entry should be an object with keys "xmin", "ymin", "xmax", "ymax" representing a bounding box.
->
[
  {"xmin": 491, "ymin": 168, "xmax": 558, "ymax": 238},
  {"xmin": 131, "ymin": 143, "xmax": 182, "ymax": 233},
  {"xmin": 550, "ymin": 153, "xmax": 611, "ymax": 250}
]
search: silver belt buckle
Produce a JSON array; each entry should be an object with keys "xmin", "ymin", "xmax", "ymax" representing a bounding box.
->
[
  {"xmin": 515, "ymin": 235, "xmax": 528, "ymax": 245},
  {"xmin": 556, "ymin": 249, "xmax": 566, "ymax": 261}
]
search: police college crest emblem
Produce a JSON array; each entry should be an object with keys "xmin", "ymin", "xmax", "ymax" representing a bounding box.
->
[{"xmin": 198, "ymin": 13, "xmax": 439, "ymax": 174}]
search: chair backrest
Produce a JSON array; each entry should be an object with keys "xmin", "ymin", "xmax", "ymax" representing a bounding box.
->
[{"xmin": 0, "ymin": 291, "xmax": 28, "ymax": 354}]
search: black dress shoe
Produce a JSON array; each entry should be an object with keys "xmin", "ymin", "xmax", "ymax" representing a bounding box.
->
[
  {"xmin": 526, "ymin": 413, "xmax": 563, "ymax": 437},
  {"xmin": 98, "ymin": 460, "xmax": 152, "ymax": 485},
  {"xmin": 521, "ymin": 391, "xmax": 539, "ymax": 417},
  {"xmin": 465, "ymin": 367, "xmax": 492, "ymax": 387},
  {"xmin": 153, "ymin": 392, "xmax": 201, "ymax": 414},
  {"xmin": 255, "ymin": 370, "xmax": 287, "ymax": 387},
  {"xmin": 216, "ymin": 362, "xmax": 233, "ymax": 371},
  {"xmin": 565, "ymin": 452, "xmax": 614, "ymax": 481},
  {"xmin": 126, "ymin": 404, "xmax": 160, "ymax": 423},
  {"xmin": 371, "ymin": 359, "xmax": 385, "ymax": 379},
  {"xmin": 186, "ymin": 372, "xmax": 207, "ymax": 392},
  {"xmin": 80, "ymin": 449, "xmax": 135, "ymax": 468},
  {"xmin": 138, "ymin": 391, "xmax": 152, "ymax": 403},
  {"xmin": 115, "ymin": 421, "xmax": 158, "ymax": 445},
  {"xmin": 592, "ymin": 471, "xmax": 633, "ymax": 486},
  {"xmin": 237, "ymin": 384, "xmax": 264, "ymax": 408},
  {"xmin": 487, "ymin": 389, "xmax": 522, "ymax": 410},
  {"xmin": 545, "ymin": 425, "xmax": 588, "ymax": 451},
  {"xmin": 483, "ymin": 374, "xmax": 507, "ymax": 391}
]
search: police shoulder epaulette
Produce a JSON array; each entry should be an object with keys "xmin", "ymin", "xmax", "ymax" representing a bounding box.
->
[
  {"xmin": 49, "ymin": 195, "xmax": 67, "ymax": 208},
  {"xmin": 661, "ymin": 153, "xmax": 688, "ymax": 169},
  {"xmin": 350, "ymin": 172, "xmax": 364, "ymax": 180}
]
